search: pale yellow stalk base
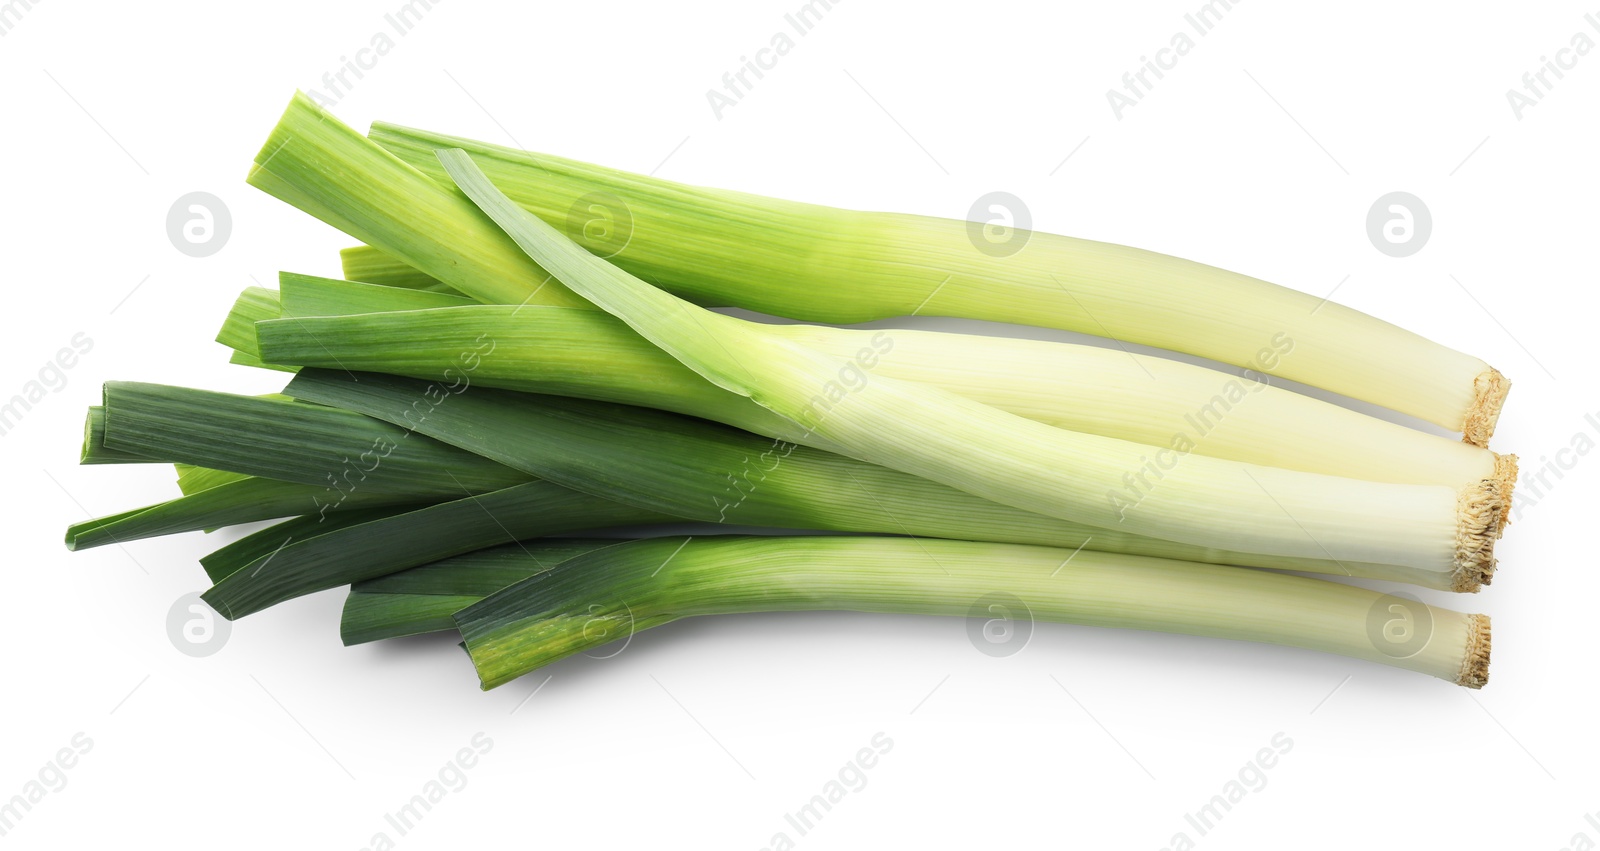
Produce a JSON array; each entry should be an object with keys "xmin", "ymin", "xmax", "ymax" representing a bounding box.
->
[
  {"xmin": 1453, "ymin": 481, "xmax": 1505, "ymax": 592},
  {"xmin": 1492, "ymin": 453, "xmax": 1519, "ymax": 530},
  {"xmin": 1458, "ymin": 613, "xmax": 1492, "ymax": 688},
  {"xmin": 1463, "ymin": 368, "xmax": 1511, "ymax": 447}
]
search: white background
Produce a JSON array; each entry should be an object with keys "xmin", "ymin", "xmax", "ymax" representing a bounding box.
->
[{"xmin": 2, "ymin": 1, "xmax": 1595, "ymax": 848}]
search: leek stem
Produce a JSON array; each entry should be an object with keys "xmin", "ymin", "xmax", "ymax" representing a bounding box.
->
[
  {"xmin": 455, "ymin": 536, "xmax": 1492, "ymax": 690},
  {"xmin": 253, "ymin": 294, "xmax": 1513, "ymax": 493},
  {"xmin": 438, "ymin": 150, "xmax": 1504, "ymax": 586},
  {"xmin": 371, "ymin": 122, "xmax": 1509, "ymax": 445},
  {"xmin": 285, "ymin": 368, "xmax": 1470, "ymax": 590},
  {"xmin": 250, "ymin": 94, "xmax": 1509, "ymax": 443}
]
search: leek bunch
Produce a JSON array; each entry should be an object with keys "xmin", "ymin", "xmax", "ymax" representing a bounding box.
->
[{"xmin": 64, "ymin": 93, "xmax": 1519, "ymax": 691}]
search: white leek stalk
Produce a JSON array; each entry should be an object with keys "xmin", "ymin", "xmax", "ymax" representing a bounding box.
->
[
  {"xmin": 248, "ymin": 275, "xmax": 1515, "ymax": 495},
  {"xmin": 435, "ymin": 150, "xmax": 1505, "ymax": 588}
]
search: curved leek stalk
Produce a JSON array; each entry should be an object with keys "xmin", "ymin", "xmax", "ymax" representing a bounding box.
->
[
  {"xmin": 254, "ymin": 298, "xmax": 1514, "ymax": 495},
  {"xmin": 370, "ymin": 124, "xmax": 1509, "ymax": 445},
  {"xmin": 81, "ymin": 365, "xmax": 1476, "ymax": 591},
  {"xmin": 287, "ymin": 368, "xmax": 1462, "ymax": 589},
  {"xmin": 454, "ymin": 536, "xmax": 1493, "ymax": 690},
  {"xmin": 82, "ymin": 364, "xmax": 1477, "ymax": 592},
  {"xmin": 249, "ymin": 94, "xmax": 1509, "ymax": 444},
  {"xmin": 438, "ymin": 150, "xmax": 1504, "ymax": 586}
]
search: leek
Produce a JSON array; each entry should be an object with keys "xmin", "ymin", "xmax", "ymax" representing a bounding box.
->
[
  {"xmin": 253, "ymin": 295, "xmax": 1515, "ymax": 494},
  {"xmin": 437, "ymin": 150, "xmax": 1504, "ymax": 585},
  {"xmin": 91, "ymin": 367, "xmax": 1461, "ymax": 589},
  {"xmin": 284, "ymin": 368, "xmax": 1468, "ymax": 590},
  {"xmin": 371, "ymin": 124, "xmax": 1509, "ymax": 445},
  {"xmin": 56, "ymin": 92, "xmax": 1524, "ymax": 695},
  {"xmin": 454, "ymin": 536, "xmax": 1492, "ymax": 690},
  {"xmin": 250, "ymin": 93, "xmax": 1508, "ymax": 445}
]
